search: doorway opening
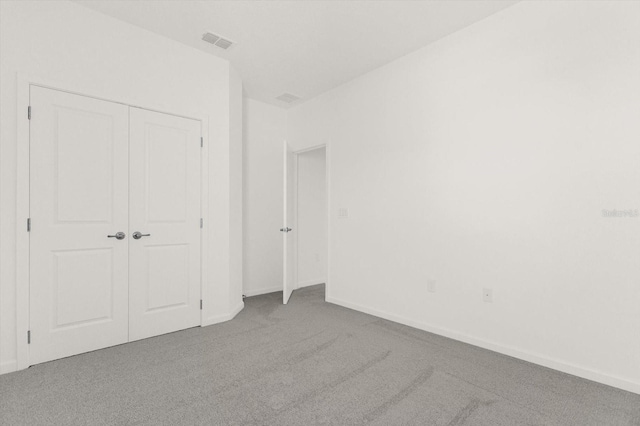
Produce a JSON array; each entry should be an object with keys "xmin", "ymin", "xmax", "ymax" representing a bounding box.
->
[
  {"xmin": 282, "ymin": 144, "xmax": 328, "ymax": 304},
  {"xmin": 295, "ymin": 147, "xmax": 327, "ymax": 291}
]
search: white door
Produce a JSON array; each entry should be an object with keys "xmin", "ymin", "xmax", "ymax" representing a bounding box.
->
[
  {"xmin": 282, "ymin": 141, "xmax": 295, "ymax": 304},
  {"xmin": 29, "ymin": 86, "xmax": 130, "ymax": 365},
  {"xmin": 128, "ymin": 107, "xmax": 202, "ymax": 341}
]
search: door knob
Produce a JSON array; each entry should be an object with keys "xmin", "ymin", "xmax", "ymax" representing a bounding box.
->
[
  {"xmin": 132, "ymin": 231, "xmax": 151, "ymax": 240},
  {"xmin": 280, "ymin": 227, "xmax": 292, "ymax": 233},
  {"xmin": 107, "ymin": 232, "xmax": 126, "ymax": 240}
]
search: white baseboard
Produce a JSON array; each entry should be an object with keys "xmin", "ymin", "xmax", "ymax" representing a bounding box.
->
[
  {"xmin": 203, "ymin": 301, "xmax": 245, "ymax": 326},
  {"xmin": 326, "ymin": 296, "xmax": 640, "ymax": 395},
  {"xmin": 0, "ymin": 359, "xmax": 17, "ymax": 375},
  {"xmin": 297, "ymin": 278, "xmax": 325, "ymax": 289},
  {"xmin": 2, "ymin": 302, "xmax": 247, "ymax": 376},
  {"xmin": 243, "ymin": 286, "xmax": 282, "ymax": 297}
]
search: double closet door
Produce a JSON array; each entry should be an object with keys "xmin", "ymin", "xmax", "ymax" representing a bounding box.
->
[{"xmin": 29, "ymin": 86, "xmax": 202, "ymax": 365}]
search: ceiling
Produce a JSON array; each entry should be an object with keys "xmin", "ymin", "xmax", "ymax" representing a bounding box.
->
[{"xmin": 74, "ymin": 1, "xmax": 518, "ymax": 108}]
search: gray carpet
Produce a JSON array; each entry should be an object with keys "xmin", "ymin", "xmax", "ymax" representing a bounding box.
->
[{"xmin": 1, "ymin": 284, "xmax": 638, "ymax": 425}]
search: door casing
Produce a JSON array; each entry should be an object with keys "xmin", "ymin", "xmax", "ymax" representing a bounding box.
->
[
  {"xmin": 15, "ymin": 73, "xmax": 211, "ymax": 370},
  {"xmin": 292, "ymin": 145, "xmax": 328, "ymax": 292},
  {"xmin": 282, "ymin": 143, "xmax": 330, "ymax": 303}
]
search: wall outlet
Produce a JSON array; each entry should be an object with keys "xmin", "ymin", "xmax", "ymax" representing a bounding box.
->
[
  {"xmin": 337, "ymin": 208, "xmax": 349, "ymax": 219},
  {"xmin": 427, "ymin": 279, "xmax": 436, "ymax": 293},
  {"xmin": 482, "ymin": 288, "xmax": 493, "ymax": 303}
]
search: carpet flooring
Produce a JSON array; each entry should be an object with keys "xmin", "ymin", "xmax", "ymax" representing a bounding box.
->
[{"xmin": 1, "ymin": 284, "xmax": 639, "ymax": 425}]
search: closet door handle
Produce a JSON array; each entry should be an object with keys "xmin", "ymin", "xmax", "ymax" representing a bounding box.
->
[
  {"xmin": 107, "ymin": 232, "xmax": 126, "ymax": 240},
  {"xmin": 132, "ymin": 231, "xmax": 150, "ymax": 240}
]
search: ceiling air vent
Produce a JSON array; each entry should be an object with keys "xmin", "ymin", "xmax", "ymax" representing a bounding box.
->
[
  {"xmin": 202, "ymin": 32, "xmax": 234, "ymax": 50},
  {"xmin": 276, "ymin": 93, "xmax": 301, "ymax": 104},
  {"xmin": 214, "ymin": 38, "xmax": 233, "ymax": 50}
]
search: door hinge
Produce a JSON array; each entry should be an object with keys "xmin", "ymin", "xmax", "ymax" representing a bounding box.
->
[
  {"xmin": 200, "ymin": 137, "xmax": 203, "ymax": 148},
  {"xmin": 200, "ymin": 299, "xmax": 203, "ymax": 310},
  {"xmin": 28, "ymin": 106, "xmax": 31, "ymax": 120},
  {"xmin": 27, "ymin": 218, "xmax": 31, "ymax": 232},
  {"xmin": 200, "ymin": 218, "xmax": 203, "ymax": 229},
  {"xmin": 27, "ymin": 330, "xmax": 31, "ymax": 344}
]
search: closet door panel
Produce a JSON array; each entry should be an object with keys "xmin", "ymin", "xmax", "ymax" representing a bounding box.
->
[
  {"xmin": 29, "ymin": 86, "xmax": 130, "ymax": 365},
  {"xmin": 128, "ymin": 107, "xmax": 201, "ymax": 341}
]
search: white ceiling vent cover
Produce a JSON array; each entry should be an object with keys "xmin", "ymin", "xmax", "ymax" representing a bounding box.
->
[
  {"xmin": 276, "ymin": 93, "xmax": 301, "ymax": 103},
  {"xmin": 215, "ymin": 38, "xmax": 233, "ymax": 50},
  {"xmin": 202, "ymin": 32, "xmax": 234, "ymax": 50}
]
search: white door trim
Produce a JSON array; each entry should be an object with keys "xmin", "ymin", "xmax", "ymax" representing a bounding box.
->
[
  {"xmin": 282, "ymin": 141, "xmax": 295, "ymax": 304},
  {"xmin": 292, "ymin": 149, "xmax": 299, "ymax": 291},
  {"xmin": 15, "ymin": 72, "xmax": 210, "ymax": 371},
  {"xmin": 291, "ymin": 144, "xmax": 330, "ymax": 298}
]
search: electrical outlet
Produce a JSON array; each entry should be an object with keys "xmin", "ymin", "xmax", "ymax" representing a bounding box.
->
[
  {"xmin": 337, "ymin": 208, "xmax": 349, "ymax": 219},
  {"xmin": 482, "ymin": 288, "xmax": 493, "ymax": 303},
  {"xmin": 427, "ymin": 279, "xmax": 436, "ymax": 293}
]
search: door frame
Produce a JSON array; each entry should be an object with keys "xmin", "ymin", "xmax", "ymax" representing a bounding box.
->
[
  {"xmin": 15, "ymin": 72, "xmax": 210, "ymax": 370},
  {"xmin": 290, "ymin": 144, "xmax": 330, "ymax": 298}
]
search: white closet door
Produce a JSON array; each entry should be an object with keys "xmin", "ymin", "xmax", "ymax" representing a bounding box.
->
[
  {"xmin": 29, "ymin": 87, "xmax": 130, "ymax": 365},
  {"xmin": 128, "ymin": 108, "xmax": 201, "ymax": 341}
]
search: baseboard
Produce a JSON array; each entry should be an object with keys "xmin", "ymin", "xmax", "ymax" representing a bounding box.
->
[
  {"xmin": 203, "ymin": 301, "xmax": 245, "ymax": 326},
  {"xmin": 326, "ymin": 296, "xmax": 640, "ymax": 395},
  {"xmin": 3, "ymin": 303, "xmax": 248, "ymax": 375},
  {"xmin": 0, "ymin": 359, "xmax": 17, "ymax": 375},
  {"xmin": 243, "ymin": 286, "xmax": 282, "ymax": 297},
  {"xmin": 297, "ymin": 279, "xmax": 325, "ymax": 289}
]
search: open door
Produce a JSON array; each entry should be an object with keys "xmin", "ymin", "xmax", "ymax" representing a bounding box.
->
[{"xmin": 282, "ymin": 141, "xmax": 295, "ymax": 304}]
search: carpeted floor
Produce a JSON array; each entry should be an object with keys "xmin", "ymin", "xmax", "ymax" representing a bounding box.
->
[{"xmin": 1, "ymin": 284, "xmax": 638, "ymax": 425}]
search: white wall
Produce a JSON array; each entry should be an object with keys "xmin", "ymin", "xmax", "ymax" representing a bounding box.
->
[
  {"xmin": 287, "ymin": 1, "xmax": 640, "ymax": 393},
  {"xmin": 0, "ymin": 0, "xmax": 243, "ymax": 373},
  {"xmin": 296, "ymin": 148, "xmax": 327, "ymax": 287},
  {"xmin": 229, "ymin": 67, "xmax": 244, "ymax": 310},
  {"xmin": 242, "ymin": 99, "xmax": 287, "ymax": 296}
]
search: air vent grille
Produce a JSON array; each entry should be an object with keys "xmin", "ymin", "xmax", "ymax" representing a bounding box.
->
[
  {"xmin": 215, "ymin": 38, "xmax": 233, "ymax": 50},
  {"xmin": 202, "ymin": 32, "xmax": 234, "ymax": 50},
  {"xmin": 276, "ymin": 93, "xmax": 301, "ymax": 103},
  {"xmin": 202, "ymin": 32, "xmax": 220, "ymax": 45}
]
